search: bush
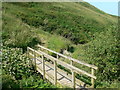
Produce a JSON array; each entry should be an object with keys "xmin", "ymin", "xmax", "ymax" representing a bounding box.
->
[
  {"xmin": 2, "ymin": 46, "xmax": 32, "ymax": 79},
  {"xmin": 84, "ymin": 25, "xmax": 119, "ymax": 82},
  {"xmin": 2, "ymin": 72, "xmax": 20, "ymax": 88},
  {"xmin": 2, "ymin": 46, "xmax": 56, "ymax": 88}
]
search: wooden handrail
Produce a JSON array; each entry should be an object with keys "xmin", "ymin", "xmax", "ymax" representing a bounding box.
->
[
  {"xmin": 37, "ymin": 45, "xmax": 98, "ymax": 70},
  {"xmin": 28, "ymin": 47, "xmax": 42, "ymax": 55},
  {"xmin": 28, "ymin": 47, "xmax": 96, "ymax": 79}
]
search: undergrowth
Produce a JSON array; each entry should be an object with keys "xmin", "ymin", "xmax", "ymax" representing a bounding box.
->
[{"xmin": 2, "ymin": 46, "xmax": 57, "ymax": 88}]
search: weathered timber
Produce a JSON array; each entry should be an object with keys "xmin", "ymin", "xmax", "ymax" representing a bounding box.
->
[
  {"xmin": 54, "ymin": 60, "xmax": 57, "ymax": 85},
  {"xmin": 91, "ymin": 68, "xmax": 95, "ymax": 88},
  {"xmin": 37, "ymin": 49, "xmax": 97, "ymax": 79},
  {"xmin": 27, "ymin": 46, "xmax": 98, "ymax": 88},
  {"xmin": 37, "ymin": 45, "xmax": 98, "ymax": 70},
  {"xmin": 42, "ymin": 55, "xmax": 45, "ymax": 79}
]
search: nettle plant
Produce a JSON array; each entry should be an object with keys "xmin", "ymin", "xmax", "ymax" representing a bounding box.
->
[
  {"xmin": 2, "ymin": 46, "xmax": 56, "ymax": 88},
  {"xmin": 2, "ymin": 46, "xmax": 34, "ymax": 80}
]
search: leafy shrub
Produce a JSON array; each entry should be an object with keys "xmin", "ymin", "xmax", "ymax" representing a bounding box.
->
[
  {"xmin": 84, "ymin": 26, "xmax": 119, "ymax": 82},
  {"xmin": 2, "ymin": 46, "xmax": 56, "ymax": 88},
  {"xmin": 2, "ymin": 72, "xmax": 20, "ymax": 88},
  {"xmin": 2, "ymin": 46, "xmax": 32, "ymax": 79}
]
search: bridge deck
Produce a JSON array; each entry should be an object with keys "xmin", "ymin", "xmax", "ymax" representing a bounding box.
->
[
  {"xmin": 30, "ymin": 55, "xmax": 86, "ymax": 88},
  {"xmin": 28, "ymin": 46, "xmax": 97, "ymax": 88}
]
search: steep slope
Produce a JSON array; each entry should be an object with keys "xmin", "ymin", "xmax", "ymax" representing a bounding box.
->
[
  {"xmin": 2, "ymin": 2, "xmax": 117, "ymax": 44},
  {"xmin": 2, "ymin": 2, "xmax": 119, "ymax": 88}
]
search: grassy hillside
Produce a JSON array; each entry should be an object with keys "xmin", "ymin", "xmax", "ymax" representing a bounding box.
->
[
  {"xmin": 2, "ymin": 2, "xmax": 119, "ymax": 88},
  {"xmin": 2, "ymin": 2, "xmax": 117, "ymax": 45}
]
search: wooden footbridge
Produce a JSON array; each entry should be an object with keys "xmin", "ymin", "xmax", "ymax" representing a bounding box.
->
[{"xmin": 27, "ymin": 45, "xmax": 98, "ymax": 88}]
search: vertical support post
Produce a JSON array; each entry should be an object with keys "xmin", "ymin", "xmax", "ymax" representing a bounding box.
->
[
  {"xmin": 72, "ymin": 71, "xmax": 75, "ymax": 88},
  {"xmin": 71, "ymin": 60, "xmax": 75, "ymax": 88},
  {"xmin": 34, "ymin": 50, "xmax": 36, "ymax": 70},
  {"xmin": 54, "ymin": 60, "xmax": 57, "ymax": 85},
  {"xmin": 41, "ymin": 47, "xmax": 43, "ymax": 52},
  {"xmin": 27, "ymin": 47, "xmax": 31, "ymax": 67},
  {"xmin": 71, "ymin": 60, "xmax": 73, "ymax": 66},
  {"xmin": 47, "ymin": 50, "xmax": 49, "ymax": 54},
  {"xmin": 27, "ymin": 47, "xmax": 29, "ymax": 58},
  {"xmin": 20, "ymin": 48, "xmax": 23, "ymax": 55},
  {"xmin": 42, "ymin": 55, "xmax": 45, "ymax": 79},
  {"xmin": 91, "ymin": 68, "xmax": 95, "ymax": 88},
  {"xmin": 57, "ymin": 54, "xmax": 59, "ymax": 59}
]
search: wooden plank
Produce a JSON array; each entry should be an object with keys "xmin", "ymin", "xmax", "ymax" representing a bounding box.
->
[
  {"xmin": 30, "ymin": 55, "xmax": 87, "ymax": 88},
  {"xmin": 57, "ymin": 54, "xmax": 59, "ymax": 59},
  {"xmin": 36, "ymin": 66, "xmax": 55, "ymax": 84},
  {"xmin": 28, "ymin": 48, "xmax": 33, "ymax": 67},
  {"xmin": 28, "ymin": 47, "xmax": 97, "ymax": 80},
  {"xmin": 91, "ymin": 68, "xmax": 94, "ymax": 88},
  {"xmin": 35, "ymin": 59, "xmax": 59, "ymax": 86},
  {"xmin": 34, "ymin": 50, "xmax": 36, "ymax": 70},
  {"xmin": 42, "ymin": 55, "xmax": 45, "ymax": 79},
  {"xmin": 34, "ymin": 50, "xmax": 43, "ymax": 56},
  {"xmin": 71, "ymin": 60, "xmax": 75, "ymax": 88},
  {"xmin": 28, "ymin": 47, "xmax": 43, "ymax": 56},
  {"xmin": 54, "ymin": 60, "xmax": 57, "ymax": 85},
  {"xmin": 37, "ymin": 50, "xmax": 97, "ymax": 79},
  {"xmin": 37, "ymin": 45, "xmax": 98, "ymax": 70},
  {"xmin": 29, "ymin": 50, "xmax": 96, "ymax": 79},
  {"xmin": 28, "ymin": 47, "xmax": 34, "ymax": 52},
  {"xmin": 39, "ymin": 57, "xmax": 85, "ymax": 86},
  {"xmin": 35, "ymin": 60, "xmax": 75, "ymax": 88},
  {"xmin": 27, "ymin": 47, "xmax": 29, "ymax": 57},
  {"xmin": 57, "ymin": 59, "xmax": 96, "ymax": 79},
  {"xmin": 72, "ymin": 71, "xmax": 75, "ymax": 88}
]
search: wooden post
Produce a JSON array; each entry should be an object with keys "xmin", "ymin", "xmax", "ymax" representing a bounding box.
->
[
  {"xmin": 20, "ymin": 48, "xmax": 23, "ymax": 54},
  {"xmin": 54, "ymin": 60, "xmax": 57, "ymax": 85},
  {"xmin": 72, "ymin": 71, "xmax": 75, "ymax": 88},
  {"xmin": 71, "ymin": 60, "xmax": 75, "ymax": 88},
  {"xmin": 34, "ymin": 50, "xmax": 36, "ymax": 70},
  {"xmin": 42, "ymin": 55, "xmax": 45, "ymax": 79},
  {"xmin": 91, "ymin": 68, "xmax": 95, "ymax": 88},
  {"xmin": 27, "ymin": 47, "xmax": 31, "ymax": 66},
  {"xmin": 71, "ymin": 60, "xmax": 73, "ymax": 66},
  {"xmin": 27, "ymin": 47, "xmax": 29, "ymax": 58},
  {"xmin": 57, "ymin": 54, "xmax": 59, "ymax": 59}
]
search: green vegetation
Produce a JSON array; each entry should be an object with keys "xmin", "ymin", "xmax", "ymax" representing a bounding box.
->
[
  {"xmin": 2, "ymin": 46, "xmax": 56, "ymax": 88},
  {"xmin": 2, "ymin": 2, "xmax": 119, "ymax": 88},
  {"xmin": 3, "ymin": 2, "xmax": 117, "ymax": 45},
  {"xmin": 72, "ymin": 26, "xmax": 119, "ymax": 88},
  {"xmin": 2, "ymin": 11, "xmax": 40, "ymax": 50}
]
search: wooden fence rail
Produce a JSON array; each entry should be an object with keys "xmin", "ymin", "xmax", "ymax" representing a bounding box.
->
[
  {"xmin": 27, "ymin": 45, "xmax": 98, "ymax": 88},
  {"xmin": 37, "ymin": 45, "xmax": 98, "ymax": 70}
]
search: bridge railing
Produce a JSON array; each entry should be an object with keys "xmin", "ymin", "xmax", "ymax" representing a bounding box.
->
[
  {"xmin": 27, "ymin": 45, "xmax": 98, "ymax": 88},
  {"xmin": 37, "ymin": 45, "xmax": 98, "ymax": 87}
]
